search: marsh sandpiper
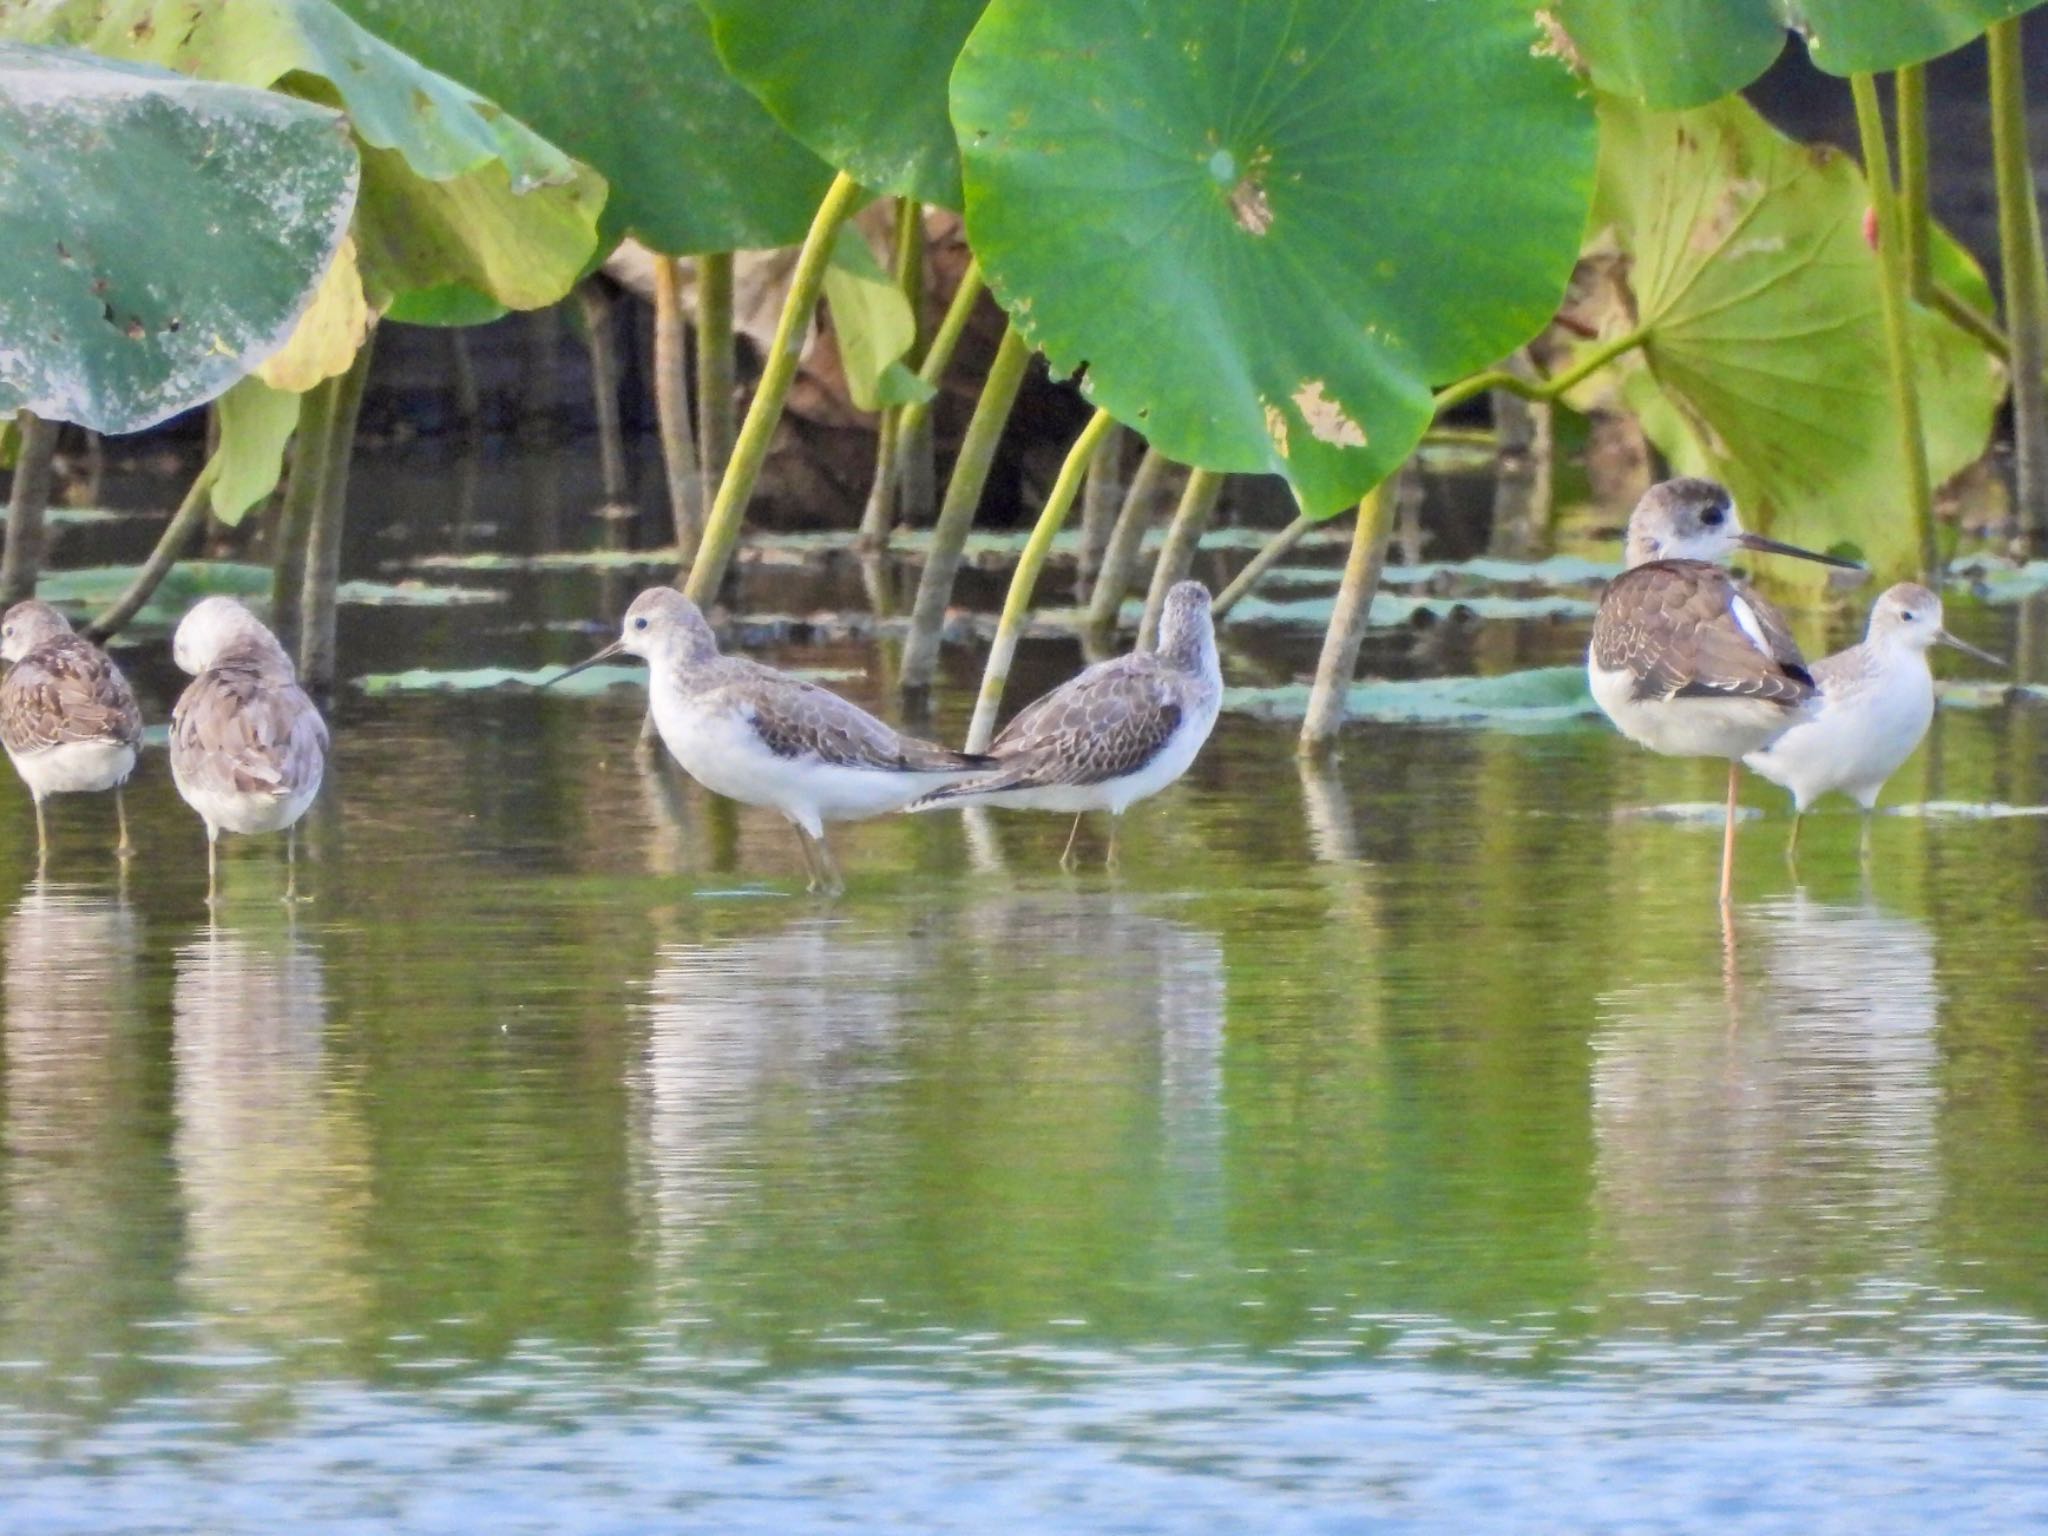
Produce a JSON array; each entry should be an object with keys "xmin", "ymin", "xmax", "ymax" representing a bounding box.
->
[
  {"xmin": 0, "ymin": 600, "xmax": 144, "ymax": 866},
  {"xmin": 909, "ymin": 579, "xmax": 1222, "ymax": 867},
  {"xmin": 551, "ymin": 587, "xmax": 994, "ymax": 894},
  {"xmin": 168, "ymin": 598, "xmax": 328, "ymax": 904},
  {"xmin": 1745, "ymin": 582, "xmax": 2002, "ymax": 855},
  {"xmin": 1588, "ymin": 478, "xmax": 1860, "ymax": 906}
]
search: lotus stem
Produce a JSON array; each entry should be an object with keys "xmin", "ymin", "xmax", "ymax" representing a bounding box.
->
[
  {"xmin": 1212, "ymin": 512, "xmax": 1313, "ymax": 619},
  {"xmin": 965, "ymin": 407, "xmax": 1116, "ymax": 752},
  {"xmin": 1084, "ymin": 444, "xmax": 1170, "ymax": 635},
  {"xmin": 895, "ymin": 257, "xmax": 984, "ymax": 452},
  {"xmin": 448, "ymin": 330, "xmax": 482, "ymax": 441},
  {"xmin": 1432, "ymin": 327, "xmax": 1650, "ymax": 414},
  {"xmin": 1, "ymin": 410, "xmax": 58, "ymax": 604},
  {"xmin": 1078, "ymin": 421, "xmax": 1128, "ymax": 586},
  {"xmin": 270, "ymin": 370, "xmax": 341, "ymax": 655},
  {"xmin": 1897, "ymin": 65, "xmax": 1932, "ymax": 296},
  {"xmin": 653, "ymin": 254, "xmax": 704, "ymax": 565},
  {"xmin": 858, "ymin": 407, "xmax": 901, "ymax": 550},
  {"xmin": 1299, "ymin": 482, "xmax": 1395, "ymax": 756},
  {"xmin": 898, "ymin": 320, "xmax": 1032, "ymax": 698},
  {"xmin": 84, "ymin": 454, "xmax": 222, "ymax": 642},
  {"xmin": 1991, "ymin": 19, "xmax": 2048, "ymax": 546},
  {"xmin": 686, "ymin": 172, "xmax": 864, "ymax": 603},
  {"xmin": 894, "ymin": 204, "xmax": 937, "ymax": 530},
  {"xmin": 299, "ymin": 331, "xmax": 376, "ymax": 694},
  {"xmin": 577, "ymin": 279, "xmax": 630, "ymax": 512},
  {"xmin": 695, "ymin": 250, "xmax": 737, "ymax": 508},
  {"xmin": 1852, "ymin": 71, "xmax": 1937, "ymax": 578},
  {"xmin": 1137, "ymin": 467, "xmax": 1224, "ymax": 650},
  {"xmin": 858, "ymin": 199, "xmax": 929, "ymax": 552},
  {"xmin": 1931, "ymin": 280, "xmax": 2010, "ymax": 359}
]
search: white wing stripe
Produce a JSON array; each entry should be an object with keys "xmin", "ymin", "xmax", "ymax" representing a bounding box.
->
[{"xmin": 1728, "ymin": 592, "xmax": 1773, "ymax": 657}]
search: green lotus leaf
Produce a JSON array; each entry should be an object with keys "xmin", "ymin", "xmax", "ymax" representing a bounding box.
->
[
  {"xmin": 823, "ymin": 225, "xmax": 932, "ymax": 413},
  {"xmin": 1577, "ymin": 92, "xmax": 2005, "ymax": 583},
  {"xmin": 4, "ymin": 0, "xmax": 603, "ymax": 310},
  {"xmin": 702, "ymin": 0, "xmax": 986, "ymax": 208},
  {"xmin": 335, "ymin": 0, "xmax": 829, "ymax": 253},
  {"xmin": 0, "ymin": 43, "xmax": 356, "ymax": 434},
  {"xmin": 211, "ymin": 376, "xmax": 303, "ymax": 525},
  {"xmin": 1552, "ymin": 1, "xmax": 2047, "ymax": 110},
  {"xmin": 952, "ymin": 0, "xmax": 1597, "ymax": 516}
]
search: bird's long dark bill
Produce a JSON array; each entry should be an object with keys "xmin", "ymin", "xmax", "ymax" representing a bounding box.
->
[
  {"xmin": 1733, "ymin": 531, "xmax": 1862, "ymax": 570},
  {"xmin": 1938, "ymin": 630, "xmax": 2007, "ymax": 667},
  {"xmin": 540, "ymin": 639, "xmax": 628, "ymax": 688}
]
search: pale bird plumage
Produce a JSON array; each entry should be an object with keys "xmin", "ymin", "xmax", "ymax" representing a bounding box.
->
[
  {"xmin": 168, "ymin": 597, "xmax": 328, "ymax": 902},
  {"xmin": 0, "ymin": 600, "xmax": 144, "ymax": 862},
  {"xmin": 908, "ymin": 580, "xmax": 1222, "ymax": 865},
  {"xmin": 556, "ymin": 587, "xmax": 994, "ymax": 893}
]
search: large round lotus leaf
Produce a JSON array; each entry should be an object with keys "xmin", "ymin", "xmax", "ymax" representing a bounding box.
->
[
  {"xmin": 1577, "ymin": 93, "xmax": 2005, "ymax": 583},
  {"xmin": 953, "ymin": 0, "xmax": 1596, "ymax": 517},
  {"xmin": 4, "ymin": 0, "xmax": 602, "ymax": 310},
  {"xmin": 701, "ymin": 0, "xmax": 987, "ymax": 209},
  {"xmin": 1552, "ymin": 0, "xmax": 2046, "ymax": 109},
  {"xmin": 0, "ymin": 44, "xmax": 356, "ymax": 434},
  {"xmin": 334, "ymin": 0, "xmax": 829, "ymax": 253}
]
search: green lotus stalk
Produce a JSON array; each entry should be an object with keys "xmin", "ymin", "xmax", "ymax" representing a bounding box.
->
[
  {"xmin": 1990, "ymin": 19, "xmax": 2048, "ymax": 545},
  {"xmin": 898, "ymin": 321, "xmax": 1031, "ymax": 698},
  {"xmin": 965, "ymin": 408, "xmax": 1117, "ymax": 753},
  {"xmin": 299, "ymin": 332, "xmax": 377, "ymax": 693},
  {"xmin": 1299, "ymin": 482, "xmax": 1395, "ymax": 756},
  {"xmin": 894, "ymin": 257, "xmax": 986, "ymax": 451},
  {"xmin": 85, "ymin": 454, "xmax": 222, "ymax": 642},
  {"xmin": 1084, "ymin": 445, "xmax": 1169, "ymax": 635},
  {"xmin": 1, "ymin": 410, "xmax": 58, "ymax": 605},
  {"xmin": 695, "ymin": 250, "xmax": 738, "ymax": 510},
  {"xmin": 577, "ymin": 279, "xmax": 629, "ymax": 511},
  {"xmin": 859, "ymin": 198, "xmax": 928, "ymax": 551},
  {"xmin": 653, "ymin": 254, "xmax": 704, "ymax": 564},
  {"xmin": 270, "ymin": 372, "xmax": 341, "ymax": 655},
  {"xmin": 686, "ymin": 172, "xmax": 864, "ymax": 604},
  {"xmin": 1077, "ymin": 421, "xmax": 1128, "ymax": 585},
  {"xmin": 1896, "ymin": 65, "xmax": 1931, "ymax": 296},
  {"xmin": 1851, "ymin": 72, "xmax": 1937, "ymax": 578},
  {"xmin": 1432, "ymin": 327, "xmax": 1650, "ymax": 414},
  {"xmin": 1137, "ymin": 467, "xmax": 1224, "ymax": 650},
  {"xmin": 1212, "ymin": 511, "xmax": 1312, "ymax": 619}
]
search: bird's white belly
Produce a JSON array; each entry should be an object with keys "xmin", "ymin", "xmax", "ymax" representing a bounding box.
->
[
  {"xmin": 1747, "ymin": 675, "xmax": 1932, "ymax": 810},
  {"xmin": 1588, "ymin": 659, "xmax": 1802, "ymax": 759},
  {"xmin": 968, "ymin": 699, "xmax": 1218, "ymax": 815},
  {"xmin": 176, "ymin": 782, "xmax": 321, "ymax": 837},
  {"xmin": 653, "ymin": 697, "xmax": 973, "ymax": 836},
  {"xmin": 7, "ymin": 740, "xmax": 136, "ymax": 799}
]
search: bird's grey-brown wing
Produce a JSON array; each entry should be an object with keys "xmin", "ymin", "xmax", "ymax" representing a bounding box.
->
[
  {"xmin": 1591, "ymin": 560, "xmax": 1815, "ymax": 705},
  {"xmin": 0, "ymin": 637, "xmax": 144, "ymax": 755},
  {"xmin": 721, "ymin": 660, "xmax": 992, "ymax": 773},
  {"xmin": 929, "ymin": 656, "xmax": 1188, "ymax": 799},
  {"xmin": 170, "ymin": 662, "xmax": 327, "ymax": 798}
]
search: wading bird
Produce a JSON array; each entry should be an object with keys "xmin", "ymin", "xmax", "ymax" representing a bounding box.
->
[
  {"xmin": 0, "ymin": 600, "xmax": 144, "ymax": 865},
  {"xmin": 168, "ymin": 598, "xmax": 328, "ymax": 903},
  {"xmin": 1746, "ymin": 582, "xmax": 2002, "ymax": 856},
  {"xmin": 909, "ymin": 580, "xmax": 1222, "ymax": 867},
  {"xmin": 549, "ymin": 587, "xmax": 993, "ymax": 894},
  {"xmin": 1588, "ymin": 478, "xmax": 1860, "ymax": 906}
]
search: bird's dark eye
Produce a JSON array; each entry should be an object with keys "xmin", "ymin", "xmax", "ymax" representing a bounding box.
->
[
  {"xmin": 1700, "ymin": 505, "xmax": 1726, "ymax": 528},
  {"xmin": 1900, "ymin": 611, "xmax": 1916, "ymax": 622},
  {"xmin": 633, "ymin": 616, "xmax": 649, "ymax": 631}
]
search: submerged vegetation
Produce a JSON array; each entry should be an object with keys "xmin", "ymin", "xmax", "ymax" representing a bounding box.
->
[{"xmin": 0, "ymin": 0, "xmax": 2045, "ymax": 742}]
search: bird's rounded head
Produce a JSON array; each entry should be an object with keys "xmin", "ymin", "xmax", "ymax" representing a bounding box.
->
[
  {"xmin": 173, "ymin": 596, "xmax": 292, "ymax": 677},
  {"xmin": 618, "ymin": 587, "xmax": 719, "ymax": 665},
  {"xmin": 0, "ymin": 600, "xmax": 74, "ymax": 663}
]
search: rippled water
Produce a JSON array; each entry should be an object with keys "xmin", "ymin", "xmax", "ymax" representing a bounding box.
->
[{"xmin": 4, "ymin": 450, "xmax": 2048, "ymax": 1532}]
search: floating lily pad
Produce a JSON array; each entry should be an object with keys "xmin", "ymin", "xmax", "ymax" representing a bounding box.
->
[
  {"xmin": 954, "ymin": 0, "xmax": 1596, "ymax": 515},
  {"xmin": 33, "ymin": 562, "xmax": 497, "ymax": 628},
  {"xmin": 1934, "ymin": 680, "xmax": 2048, "ymax": 710},
  {"xmin": 1377, "ymin": 555, "xmax": 1622, "ymax": 589},
  {"xmin": 1223, "ymin": 665, "xmax": 1601, "ymax": 731},
  {"xmin": 1230, "ymin": 592, "xmax": 1598, "ymax": 628},
  {"xmin": 1888, "ymin": 801, "xmax": 2048, "ymax": 820},
  {"xmin": 1947, "ymin": 558, "xmax": 2048, "ymax": 604},
  {"xmin": 358, "ymin": 662, "xmax": 863, "ymax": 695},
  {"xmin": 1614, "ymin": 802, "xmax": 1765, "ymax": 825}
]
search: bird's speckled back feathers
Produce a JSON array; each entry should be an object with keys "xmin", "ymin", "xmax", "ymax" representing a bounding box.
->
[
  {"xmin": 1591, "ymin": 559, "xmax": 1815, "ymax": 706},
  {"xmin": 0, "ymin": 631, "xmax": 144, "ymax": 757}
]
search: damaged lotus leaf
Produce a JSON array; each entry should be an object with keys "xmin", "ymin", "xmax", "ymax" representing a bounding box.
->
[
  {"xmin": 1552, "ymin": 0, "xmax": 2047, "ymax": 110},
  {"xmin": 823, "ymin": 225, "xmax": 935, "ymax": 412},
  {"xmin": 1574, "ymin": 93, "xmax": 2005, "ymax": 584},
  {"xmin": 3, "ymin": 0, "xmax": 604, "ymax": 310},
  {"xmin": 0, "ymin": 43, "xmax": 356, "ymax": 433},
  {"xmin": 702, "ymin": 0, "xmax": 986, "ymax": 209},
  {"xmin": 953, "ymin": 0, "xmax": 1596, "ymax": 516}
]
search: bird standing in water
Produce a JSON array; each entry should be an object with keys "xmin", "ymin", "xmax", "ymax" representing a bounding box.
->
[
  {"xmin": 549, "ymin": 587, "xmax": 994, "ymax": 894},
  {"xmin": 0, "ymin": 600, "xmax": 144, "ymax": 866},
  {"xmin": 909, "ymin": 580, "xmax": 1223, "ymax": 867},
  {"xmin": 1745, "ymin": 582, "xmax": 2002, "ymax": 856},
  {"xmin": 168, "ymin": 598, "xmax": 329, "ymax": 903},
  {"xmin": 1587, "ymin": 478, "xmax": 1860, "ymax": 906}
]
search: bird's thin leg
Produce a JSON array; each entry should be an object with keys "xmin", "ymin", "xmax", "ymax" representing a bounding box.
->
[
  {"xmin": 206, "ymin": 828, "xmax": 220, "ymax": 907},
  {"xmin": 1719, "ymin": 761, "xmax": 1739, "ymax": 910},
  {"xmin": 813, "ymin": 831, "xmax": 844, "ymax": 898},
  {"xmin": 1785, "ymin": 810, "xmax": 1803, "ymax": 867},
  {"xmin": 1859, "ymin": 808, "xmax": 1876, "ymax": 866},
  {"xmin": 791, "ymin": 824, "xmax": 821, "ymax": 892},
  {"xmin": 33, "ymin": 798, "xmax": 48, "ymax": 870},
  {"xmin": 1105, "ymin": 815, "xmax": 1122, "ymax": 871},
  {"xmin": 1060, "ymin": 814, "xmax": 1085, "ymax": 870},
  {"xmin": 284, "ymin": 828, "xmax": 298, "ymax": 904},
  {"xmin": 115, "ymin": 789, "xmax": 134, "ymax": 860}
]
